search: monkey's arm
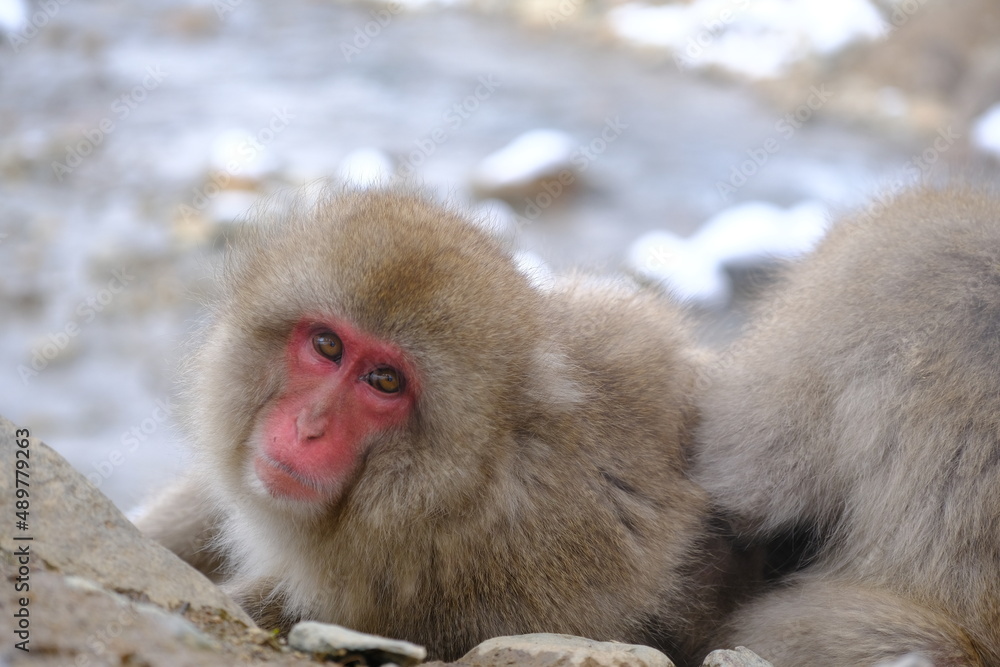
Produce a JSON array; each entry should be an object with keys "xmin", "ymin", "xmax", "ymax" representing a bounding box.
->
[{"xmin": 131, "ymin": 474, "xmax": 227, "ymax": 581}]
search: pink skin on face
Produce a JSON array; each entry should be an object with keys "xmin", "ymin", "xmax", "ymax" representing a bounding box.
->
[{"xmin": 254, "ymin": 317, "xmax": 417, "ymax": 503}]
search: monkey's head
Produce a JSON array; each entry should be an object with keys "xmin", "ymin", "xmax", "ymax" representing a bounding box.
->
[{"xmin": 189, "ymin": 188, "xmax": 545, "ymax": 526}]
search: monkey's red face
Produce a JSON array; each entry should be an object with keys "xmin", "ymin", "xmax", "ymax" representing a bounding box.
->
[{"xmin": 251, "ymin": 317, "xmax": 418, "ymax": 504}]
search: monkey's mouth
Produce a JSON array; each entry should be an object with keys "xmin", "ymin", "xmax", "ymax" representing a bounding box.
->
[{"xmin": 253, "ymin": 455, "xmax": 326, "ymax": 503}]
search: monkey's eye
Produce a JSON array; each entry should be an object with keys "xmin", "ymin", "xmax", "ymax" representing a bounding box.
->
[
  {"xmin": 367, "ymin": 367, "xmax": 403, "ymax": 394},
  {"xmin": 313, "ymin": 332, "xmax": 344, "ymax": 362}
]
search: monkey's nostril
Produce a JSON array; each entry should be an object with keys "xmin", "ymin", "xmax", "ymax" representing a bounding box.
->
[{"xmin": 299, "ymin": 424, "xmax": 325, "ymax": 441}]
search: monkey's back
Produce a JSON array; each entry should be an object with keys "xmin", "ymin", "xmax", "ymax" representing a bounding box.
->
[
  {"xmin": 695, "ymin": 187, "xmax": 1000, "ymax": 659},
  {"xmin": 535, "ymin": 278, "xmax": 726, "ymax": 653}
]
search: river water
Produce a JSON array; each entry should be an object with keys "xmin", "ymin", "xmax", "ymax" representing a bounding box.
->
[{"xmin": 0, "ymin": 0, "xmax": 925, "ymax": 510}]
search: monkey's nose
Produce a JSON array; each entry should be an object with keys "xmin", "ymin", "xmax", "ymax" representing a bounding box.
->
[{"xmin": 295, "ymin": 410, "xmax": 327, "ymax": 441}]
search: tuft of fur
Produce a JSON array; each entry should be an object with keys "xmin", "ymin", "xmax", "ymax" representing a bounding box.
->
[
  {"xmin": 695, "ymin": 186, "xmax": 1000, "ymax": 666},
  {"xmin": 137, "ymin": 186, "xmax": 748, "ymax": 665}
]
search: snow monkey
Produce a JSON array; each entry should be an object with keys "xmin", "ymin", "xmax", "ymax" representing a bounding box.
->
[
  {"xmin": 135, "ymin": 187, "xmax": 753, "ymax": 664},
  {"xmin": 696, "ymin": 186, "xmax": 1000, "ymax": 666}
]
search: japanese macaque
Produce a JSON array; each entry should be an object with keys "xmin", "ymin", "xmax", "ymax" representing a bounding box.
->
[
  {"xmin": 695, "ymin": 186, "xmax": 1000, "ymax": 666},
  {"xmin": 135, "ymin": 187, "xmax": 749, "ymax": 664}
]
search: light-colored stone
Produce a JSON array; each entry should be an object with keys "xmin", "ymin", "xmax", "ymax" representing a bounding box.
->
[
  {"xmin": 461, "ymin": 633, "xmax": 675, "ymax": 666},
  {"xmin": 288, "ymin": 620, "xmax": 427, "ymax": 666},
  {"xmin": 874, "ymin": 655, "xmax": 934, "ymax": 667},
  {"xmin": 702, "ymin": 646, "xmax": 775, "ymax": 667}
]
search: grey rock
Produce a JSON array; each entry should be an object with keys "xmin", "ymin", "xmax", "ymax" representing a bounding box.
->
[
  {"xmin": 288, "ymin": 620, "xmax": 427, "ymax": 666},
  {"xmin": 0, "ymin": 415, "xmax": 252, "ymax": 626},
  {"xmin": 51, "ymin": 575, "xmax": 217, "ymax": 649},
  {"xmin": 702, "ymin": 646, "xmax": 775, "ymax": 667},
  {"xmin": 1, "ymin": 562, "xmax": 321, "ymax": 666},
  {"xmin": 460, "ymin": 633, "xmax": 675, "ymax": 666},
  {"xmin": 0, "ymin": 415, "xmax": 329, "ymax": 666}
]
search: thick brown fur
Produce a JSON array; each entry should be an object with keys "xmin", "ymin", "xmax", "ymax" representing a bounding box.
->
[
  {"xmin": 136, "ymin": 187, "xmax": 748, "ymax": 664},
  {"xmin": 695, "ymin": 186, "xmax": 1000, "ymax": 666}
]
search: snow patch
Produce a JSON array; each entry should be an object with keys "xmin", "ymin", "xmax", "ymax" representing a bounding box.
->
[
  {"xmin": 628, "ymin": 200, "xmax": 829, "ymax": 306},
  {"xmin": 608, "ymin": 0, "xmax": 884, "ymax": 79}
]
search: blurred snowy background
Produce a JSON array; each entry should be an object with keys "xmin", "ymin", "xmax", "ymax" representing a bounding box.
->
[{"xmin": 3, "ymin": 0, "xmax": 1000, "ymax": 511}]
